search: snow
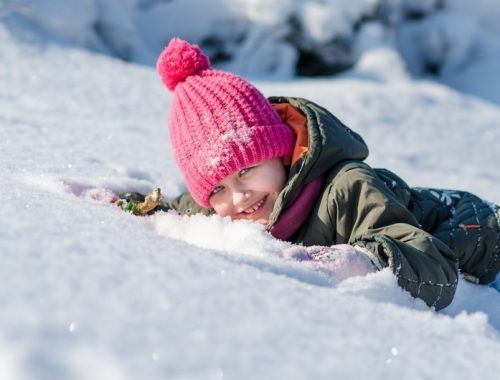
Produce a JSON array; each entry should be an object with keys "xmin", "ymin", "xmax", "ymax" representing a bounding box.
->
[
  {"xmin": 3, "ymin": 0, "xmax": 500, "ymax": 89},
  {"xmin": 1, "ymin": 2, "xmax": 500, "ymax": 379}
]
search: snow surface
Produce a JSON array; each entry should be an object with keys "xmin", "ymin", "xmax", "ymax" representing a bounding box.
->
[{"xmin": 1, "ymin": 8, "xmax": 500, "ymax": 380}]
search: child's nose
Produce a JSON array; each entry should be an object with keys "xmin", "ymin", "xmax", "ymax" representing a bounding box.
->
[{"xmin": 232, "ymin": 187, "xmax": 250, "ymax": 207}]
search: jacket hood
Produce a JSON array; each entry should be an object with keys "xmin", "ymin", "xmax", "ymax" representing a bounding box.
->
[{"xmin": 267, "ymin": 96, "xmax": 369, "ymax": 227}]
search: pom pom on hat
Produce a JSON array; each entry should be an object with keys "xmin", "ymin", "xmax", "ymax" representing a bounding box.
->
[{"xmin": 156, "ymin": 38, "xmax": 211, "ymax": 91}]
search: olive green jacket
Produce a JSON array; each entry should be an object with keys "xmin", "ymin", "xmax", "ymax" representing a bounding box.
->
[{"xmin": 162, "ymin": 97, "xmax": 500, "ymax": 310}]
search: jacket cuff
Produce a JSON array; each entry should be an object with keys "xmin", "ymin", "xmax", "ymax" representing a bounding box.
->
[{"xmin": 353, "ymin": 245, "xmax": 385, "ymax": 271}]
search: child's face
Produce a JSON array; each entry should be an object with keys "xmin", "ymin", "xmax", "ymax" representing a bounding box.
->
[{"xmin": 209, "ymin": 157, "xmax": 290, "ymax": 225}]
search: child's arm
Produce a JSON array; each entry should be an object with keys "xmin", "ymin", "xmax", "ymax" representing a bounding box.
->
[
  {"xmin": 116, "ymin": 189, "xmax": 214, "ymax": 216},
  {"xmin": 162, "ymin": 191, "xmax": 215, "ymax": 216},
  {"xmin": 329, "ymin": 166, "xmax": 458, "ymax": 310}
]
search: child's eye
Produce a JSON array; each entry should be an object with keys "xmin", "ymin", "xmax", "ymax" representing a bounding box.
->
[
  {"xmin": 239, "ymin": 167, "xmax": 253, "ymax": 176},
  {"xmin": 211, "ymin": 185, "xmax": 223, "ymax": 196}
]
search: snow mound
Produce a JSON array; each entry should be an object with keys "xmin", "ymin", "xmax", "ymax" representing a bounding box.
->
[{"xmin": 151, "ymin": 212, "xmax": 289, "ymax": 259}]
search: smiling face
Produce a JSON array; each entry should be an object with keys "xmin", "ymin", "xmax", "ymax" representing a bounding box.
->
[{"xmin": 208, "ymin": 157, "xmax": 290, "ymax": 225}]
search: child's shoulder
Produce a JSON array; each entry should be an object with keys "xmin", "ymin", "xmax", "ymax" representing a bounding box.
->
[{"xmin": 321, "ymin": 160, "xmax": 412, "ymax": 209}]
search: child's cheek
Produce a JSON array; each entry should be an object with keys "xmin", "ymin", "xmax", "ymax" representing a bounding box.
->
[{"xmin": 213, "ymin": 201, "xmax": 233, "ymax": 217}]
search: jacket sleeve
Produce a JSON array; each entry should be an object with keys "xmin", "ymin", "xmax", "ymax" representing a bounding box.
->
[
  {"xmin": 160, "ymin": 191, "xmax": 215, "ymax": 216},
  {"xmin": 330, "ymin": 167, "xmax": 458, "ymax": 310}
]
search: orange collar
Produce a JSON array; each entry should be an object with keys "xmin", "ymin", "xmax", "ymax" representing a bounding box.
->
[{"xmin": 272, "ymin": 103, "xmax": 308, "ymax": 165}]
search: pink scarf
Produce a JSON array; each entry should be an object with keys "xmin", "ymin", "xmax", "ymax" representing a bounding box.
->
[{"xmin": 269, "ymin": 175, "xmax": 325, "ymax": 241}]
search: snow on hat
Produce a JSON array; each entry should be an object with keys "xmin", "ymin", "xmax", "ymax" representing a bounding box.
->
[{"xmin": 157, "ymin": 38, "xmax": 295, "ymax": 207}]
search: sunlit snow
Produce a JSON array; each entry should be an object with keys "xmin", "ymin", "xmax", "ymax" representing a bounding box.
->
[{"xmin": 1, "ymin": 1, "xmax": 499, "ymax": 379}]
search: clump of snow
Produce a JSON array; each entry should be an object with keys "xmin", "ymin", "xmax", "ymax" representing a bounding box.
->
[
  {"xmin": 151, "ymin": 212, "xmax": 290, "ymax": 258},
  {"xmin": 220, "ymin": 129, "xmax": 252, "ymax": 144},
  {"xmin": 208, "ymin": 157, "xmax": 221, "ymax": 171},
  {"xmin": 300, "ymin": 2, "xmax": 352, "ymax": 44}
]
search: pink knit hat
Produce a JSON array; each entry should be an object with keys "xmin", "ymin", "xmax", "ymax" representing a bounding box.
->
[{"xmin": 157, "ymin": 38, "xmax": 296, "ymax": 207}]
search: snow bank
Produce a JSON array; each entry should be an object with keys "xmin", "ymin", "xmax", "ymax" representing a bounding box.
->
[
  {"xmin": 1, "ymin": 15, "xmax": 500, "ymax": 380},
  {"xmin": 2, "ymin": 0, "xmax": 499, "ymax": 83}
]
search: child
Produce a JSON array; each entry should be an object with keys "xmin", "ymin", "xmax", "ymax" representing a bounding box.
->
[{"xmin": 123, "ymin": 38, "xmax": 499, "ymax": 311}]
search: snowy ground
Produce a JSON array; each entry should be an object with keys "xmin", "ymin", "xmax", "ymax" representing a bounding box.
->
[{"xmin": 1, "ymin": 23, "xmax": 500, "ymax": 380}]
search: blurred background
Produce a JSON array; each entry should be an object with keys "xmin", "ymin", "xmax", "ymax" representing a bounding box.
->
[{"xmin": 1, "ymin": 0, "xmax": 500, "ymax": 104}]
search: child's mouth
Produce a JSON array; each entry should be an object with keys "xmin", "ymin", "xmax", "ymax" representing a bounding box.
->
[{"xmin": 242, "ymin": 196, "xmax": 267, "ymax": 217}]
